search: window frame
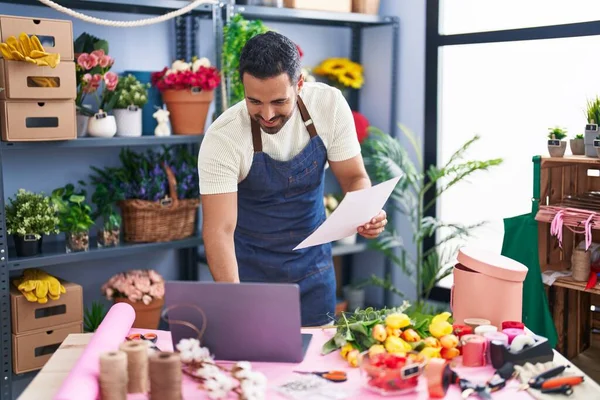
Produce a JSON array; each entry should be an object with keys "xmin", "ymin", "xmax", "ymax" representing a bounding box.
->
[{"xmin": 424, "ymin": 0, "xmax": 600, "ymax": 303}]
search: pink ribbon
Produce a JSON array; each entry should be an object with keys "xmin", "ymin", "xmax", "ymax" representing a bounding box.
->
[
  {"xmin": 585, "ymin": 214, "xmax": 594, "ymax": 250},
  {"xmin": 550, "ymin": 210, "xmax": 564, "ymax": 248}
]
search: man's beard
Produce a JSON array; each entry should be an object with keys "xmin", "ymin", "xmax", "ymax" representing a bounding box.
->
[{"xmin": 254, "ymin": 112, "xmax": 292, "ymax": 134}]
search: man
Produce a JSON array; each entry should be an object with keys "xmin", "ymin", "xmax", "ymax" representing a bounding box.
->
[{"xmin": 198, "ymin": 31, "xmax": 387, "ymax": 326}]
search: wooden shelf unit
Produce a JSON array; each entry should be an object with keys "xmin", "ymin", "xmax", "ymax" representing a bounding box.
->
[{"xmin": 536, "ymin": 155, "xmax": 600, "ymax": 359}]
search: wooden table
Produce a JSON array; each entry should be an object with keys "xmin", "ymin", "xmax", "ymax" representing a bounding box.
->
[{"xmin": 17, "ymin": 331, "xmax": 600, "ymax": 400}]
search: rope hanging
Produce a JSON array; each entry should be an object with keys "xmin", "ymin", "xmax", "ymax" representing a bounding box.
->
[{"xmin": 36, "ymin": 0, "xmax": 217, "ymax": 28}]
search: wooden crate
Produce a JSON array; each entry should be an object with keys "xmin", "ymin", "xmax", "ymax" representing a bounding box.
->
[{"xmin": 536, "ymin": 155, "xmax": 600, "ymax": 358}]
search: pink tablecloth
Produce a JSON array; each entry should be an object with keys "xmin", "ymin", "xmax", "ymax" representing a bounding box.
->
[{"xmin": 127, "ymin": 327, "xmax": 538, "ymax": 399}]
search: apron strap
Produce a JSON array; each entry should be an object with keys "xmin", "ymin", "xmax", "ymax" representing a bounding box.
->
[{"xmin": 250, "ymin": 95, "xmax": 317, "ymax": 153}]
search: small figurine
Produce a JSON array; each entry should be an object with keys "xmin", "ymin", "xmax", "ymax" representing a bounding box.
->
[{"xmin": 153, "ymin": 107, "xmax": 171, "ymax": 137}]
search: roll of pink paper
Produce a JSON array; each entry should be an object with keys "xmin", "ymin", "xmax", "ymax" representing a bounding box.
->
[
  {"xmin": 54, "ymin": 302, "xmax": 136, "ymax": 400},
  {"xmin": 503, "ymin": 328, "xmax": 525, "ymax": 344}
]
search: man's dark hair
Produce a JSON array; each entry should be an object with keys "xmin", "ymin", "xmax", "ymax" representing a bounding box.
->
[{"xmin": 239, "ymin": 31, "xmax": 301, "ymax": 84}]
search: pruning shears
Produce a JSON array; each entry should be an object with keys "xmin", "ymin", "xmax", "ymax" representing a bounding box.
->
[{"xmin": 293, "ymin": 370, "xmax": 347, "ymax": 383}]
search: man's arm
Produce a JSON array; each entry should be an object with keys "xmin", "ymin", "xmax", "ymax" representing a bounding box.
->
[
  {"xmin": 328, "ymin": 154, "xmax": 371, "ymax": 194},
  {"xmin": 201, "ymin": 192, "xmax": 240, "ymax": 282}
]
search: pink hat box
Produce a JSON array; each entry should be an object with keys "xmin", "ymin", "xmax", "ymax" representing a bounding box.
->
[{"xmin": 451, "ymin": 247, "xmax": 528, "ymax": 330}]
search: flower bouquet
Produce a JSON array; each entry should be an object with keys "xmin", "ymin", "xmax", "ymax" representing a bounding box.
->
[
  {"xmin": 151, "ymin": 57, "xmax": 220, "ymax": 135},
  {"xmin": 101, "ymin": 269, "xmax": 165, "ymax": 329},
  {"xmin": 5, "ymin": 189, "xmax": 60, "ymax": 257},
  {"xmin": 322, "ymin": 303, "xmax": 460, "ymax": 370}
]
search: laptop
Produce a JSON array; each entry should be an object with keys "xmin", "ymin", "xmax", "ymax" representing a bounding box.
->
[{"xmin": 163, "ymin": 281, "xmax": 312, "ymax": 363}]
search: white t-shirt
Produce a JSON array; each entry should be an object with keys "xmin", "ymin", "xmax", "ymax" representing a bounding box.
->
[{"xmin": 198, "ymin": 82, "xmax": 361, "ymax": 195}]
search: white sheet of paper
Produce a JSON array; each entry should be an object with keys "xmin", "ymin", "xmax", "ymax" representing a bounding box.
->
[{"xmin": 293, "ymin": 176, "xmax": 401, "ymax": 251}]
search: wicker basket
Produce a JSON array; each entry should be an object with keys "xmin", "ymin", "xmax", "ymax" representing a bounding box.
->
[{"xmin": 119, "ymin": 163, "xmax": 200, "ymax": 243}]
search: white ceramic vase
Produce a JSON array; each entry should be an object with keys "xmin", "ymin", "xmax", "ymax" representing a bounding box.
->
[
  {"xmin": 114, "ymin": 107, "xmax": 142, "ymax": 137},
  {"xmin": 87, "ymin": 111, "xmax": 117, "ymax": 138}
]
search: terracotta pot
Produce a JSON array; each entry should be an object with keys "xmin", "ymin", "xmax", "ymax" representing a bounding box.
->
[
  {"xmin": 162, "ymin": 88, "xmax": 214, "ymax": 135},
  {"xmin": 114, "ymin": 296, "xmax": 164, "ymax": 329}
]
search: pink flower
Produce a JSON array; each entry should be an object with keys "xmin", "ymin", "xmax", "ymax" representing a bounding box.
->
[
  {"xmin": 83, "ymin": 73, "xmax": 101, "ymax": 93},
  {"xmin": 148, "ymin": 270, "xmax": 163, "ymax": 283},
  {"xmin": 105, "ymin": 288, "xmax": 114, "ymax": 299},
  {"xmin": 104, "ymin": 72, "xmax": 118, "ymax": 91},
  {"xmin": 98, "ymin": 54, "xmax": 113, "ymax": 68},
  {"xmin": 142, "ymin": 295, "xmax": 153, "ymax": 305},
  {"xmin": 77, "ymin": 52, "xmax": 98, "ymax": 70},
  {"xmin": 134, "ymin": 276, "xmax": 151, "ymax": 294},
  {"xmin": 149, "ymin": 283, "xmax": 164, "ymax": 299}
]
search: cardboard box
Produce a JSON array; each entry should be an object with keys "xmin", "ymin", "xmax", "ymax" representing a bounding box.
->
[
  {"xmin": 0, "ymin": 99, "xmax": 76, "ymax": 141},
  {"xmin": 0, "ymin": 59, "xmax": 76, "ymax": 100},
  {"xmin": 283, "ymin": 0, "xmax": 352, "ymax": 13},
  {"xmin": 0, "ymin": 14, "xmax": 74, "ymax": 61},
  {"xmin": 12, "ymin": 321, "xmax": 82, "ymax": 374},
  {"xmin": 352, "ymin": 0, "xmax": 380, "ymax": 14},
  {"xmin": 10, "ymin": 280, "xmax": 83, "ymax": 334}
]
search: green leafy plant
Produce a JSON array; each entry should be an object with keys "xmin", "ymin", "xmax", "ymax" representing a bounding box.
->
[
  {"xmin": 222, "ymin": 14, "xmax": 270, "ymax": 108},
  {"xmin": 51, "ymin": 183, "xmax": 94, "ymax": 233},
  {"xmin": 547, "ymin": 126, "xmax": 567, "ymax": 140},
  {"xmin": 84, "ymin": 301, "xmax": 107, "ymax": 332},
  {"xmin": 575, "ymin": 133, "xmax": 584, "ymax": 139},
  {"xmin": 113, "ymin": 74, "xmax": 150, "ymax": 109},
  {"xmin": 74, "ymin": 32, "xmax": 108, "ymax": 55},
  {"xmin": 5, "ymin": 189, "xmax": 59, "ymax": 239},
  {"xmin": 360, "ymin": 125, "xmax": 503, "ymax": 312},
  {"xmin": 586, "ymin": 96, "xmax": 600, "ymax": 125},
  {"xmin": 89, "ymin": 182, "xmax": 123, "ymax": 231}
]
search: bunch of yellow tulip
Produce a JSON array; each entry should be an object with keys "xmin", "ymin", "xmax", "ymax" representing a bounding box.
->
[{"xmin": 339, "ymin": 311, "xmax": 460, "ymax": 368}]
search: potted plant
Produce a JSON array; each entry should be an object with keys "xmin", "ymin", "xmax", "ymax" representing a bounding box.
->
[
  {"xmin": 74, "ymin": 32, "xmax": 109, "ymax": 137},
  {"xmin": 5, "ymin": 189, "xmax": 59, "ymax": 257},
  {"xmin": 84, "ymin": 301, "xmax": 107, "ymax": 332},
  {"xmin": 88, "ymin": 179, "xmax": 123, "ymax": 248},
  {"xmin": 585, "ymin": 96, "xmax": 600, "ymax": 157},
  {"xmin": 86, "ymin": 65, "xmax": 120, "ymax": 138},
  {"xmin": 151, "ymin": 57, "xmax": 220, "ymax": 135},
  {"xmin": 51, "ymin": 183, "xmax": 95, "ymax": 253},
  {"xmin": 547, "ymin": 126, "xmax": 568, "ymax": 157},
  {"xmin": 570, "ymin": 133, "xmax": 585, "ymax": 155},
  {"xmin": 113, "ymin": 74, "xmax": 150, "ymax": 137},
  {"xmin": 101, "ymin": 269, "xmax": 165, "ymax": 329}
]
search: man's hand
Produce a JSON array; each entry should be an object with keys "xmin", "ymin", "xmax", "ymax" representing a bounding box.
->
[{"xmin": 357, "ymin": 209, "xmax": 387, "ymax": 239}]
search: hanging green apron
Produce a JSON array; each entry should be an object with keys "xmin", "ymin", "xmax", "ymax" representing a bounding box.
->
[{"xmin": 500, "ymin": 155, "xmax": 558, "ymax": 348}]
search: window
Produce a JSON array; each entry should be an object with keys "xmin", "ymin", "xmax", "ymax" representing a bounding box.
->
[{"xmin": 440, "ymin": 0, "xmax": 600, "ymax": 35}]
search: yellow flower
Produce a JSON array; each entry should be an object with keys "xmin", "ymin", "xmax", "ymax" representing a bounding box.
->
[
  {"xmin": 371, "ymin": 324, "xmax": 387, "ymax": 342},
  {"xmin": 340, "ymin": 343, "xmax": 353, "ymax": 359},
  {"xmin": 420, "ymin": 347, "xmax": 442, "ymax": 359},
  {"xmin": 347, "ymin": 349, "xmax": 360, "ymax": 367},
  {"xmin": 313, "ymin": 57, "xmax": 364, "ymax": 89},
  {"xmin": 384, "ymin": 336, "xmax": 412, "ymax": 353},
  {"xmin": 429, "ymin": 321, "xmax": 453, "ymax": 338},
  {"xmin": 385, "ymin": 313, "xmax": 411, "ymax": 330},
  {"xmin": 431, "ymin": 312, "xmax": 452, "ymax": 325},
  {"xmin": 368, "ymin": 344, "xmax": 386, "ymax": 358}
]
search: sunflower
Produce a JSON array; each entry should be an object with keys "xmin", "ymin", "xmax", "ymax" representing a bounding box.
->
[{"xmin": 313, "ymin": 57, "xmax": 364, "ymax": 89}]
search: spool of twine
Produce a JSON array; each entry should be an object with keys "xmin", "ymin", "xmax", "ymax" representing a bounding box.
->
[
  {"xmin": 99, "ymin": 351, "xmax": 128, "ymax": 400},
  {"xmin": 119, "ymin": 341, "xmax": 149, "ymax": 393},
  {"xmin": 464, "ymin": 318, "xmax": 491, "ymax": 329},
  {"xmin": 149, "ymin": 352, "xmax": 182, "ymax": 400},
  {"xmin": 572, "ymin": 248, "xmax": 591, "ymax": 281}
]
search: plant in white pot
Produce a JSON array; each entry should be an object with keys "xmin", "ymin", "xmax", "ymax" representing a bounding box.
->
[
  {"xmin": 570, "ymin": 133, "xmax": 585, "ymax": 156},
  {"xmin": 86, "ymin": 68, "xmax": 120, "ymax": 138},
  {"xmin": 113, "ymin": 74, "xmax": 150, "ymax": 137},
  {"xmin": 547, "ymin": 126, "xmax": 568, "ymax": 157},
  {"xmin": 584, "ymin": 96, "xmax": 600, "ymax": 157}
]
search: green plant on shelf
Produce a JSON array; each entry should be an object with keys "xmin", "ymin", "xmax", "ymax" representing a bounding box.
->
[
  {"xmin": 586, "ymin": 96, "xmax": 600, "ymax": 125},
  {"xmin": 51, "ymin": 183, "xmax": 94, "ymax": 252},
  {"xmin": 547, "ymin": 126, "xmax": 567, "ymax": 140},
  {"xmin": 85, "ymin": 177, "xmax": 123, "ymax": 247},
  {"xmin": 84, "ymin": 301, "xmax": 107, "ymax": 333},
  {"xmin": 222, "ymin": 14, "xmax": 270, "ymax": 108},
  {"xmin": 574, "ymin": 133, "xmax": 584, "ymax": 139},
  {"xmin": 114, "ymin": 74, "xmax": 150, "ymax": 110},
  {"xmin": 360, "ymin": 124, "xmax": 503, "ymax": 313},
  {"xmin": 5, "ymin": 189, "xmax": 59, "ymax": 240}
]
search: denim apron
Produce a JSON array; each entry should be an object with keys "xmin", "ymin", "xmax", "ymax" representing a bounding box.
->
[{"xmin": 234, "ymin": 96, "xmax": 336, "ymax": 327}]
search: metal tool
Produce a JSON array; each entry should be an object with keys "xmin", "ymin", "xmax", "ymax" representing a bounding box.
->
[
  {"xmin": 460, "ymin": 378, "xmax": 491, "ymax": 399},
  {"xmin": 125, "ymin": 332, "xmax": 160, "ymax": 351},
  {"xmin": 293, "ymin": 370, "xmax": 347, "ymax": 383},
  {"xmin": 541, "ymin": 384, "xmax": 574, "ymax": 395},
  {"xmin": 518, "ymin": 365, "xmax": 571, "ymax": 391}
]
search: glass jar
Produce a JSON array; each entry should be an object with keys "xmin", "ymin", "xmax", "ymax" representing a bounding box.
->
[
  {"xmin": 97, "ymin": 228, "xmax": 121, "ymax": 248},
  {"xmin": 66, "ymin": 231, "xmax": 90, "ymax": 253},
  {"xmin": 358, "ymin": 351, "xmax": 425, "ymax": 396}
]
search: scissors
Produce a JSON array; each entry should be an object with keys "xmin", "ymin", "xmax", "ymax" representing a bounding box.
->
[
  {"xmin": 125, "ymin": 332, "xmax": 160, "ymax": 351},
  {"xmin": 293, "ymin": 370, "xmax": 347, "ymax": 383}
]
